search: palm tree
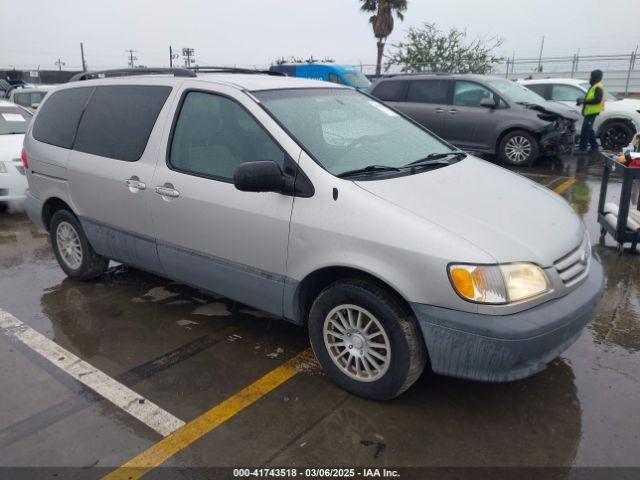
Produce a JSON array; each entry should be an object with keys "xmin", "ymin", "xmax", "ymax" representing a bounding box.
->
[{"xmin": 360, "ymin": 0, "xmax": 408, "ymax": 76}]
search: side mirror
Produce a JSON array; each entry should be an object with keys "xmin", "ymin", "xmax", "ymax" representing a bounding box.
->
[
  {"xmin": 234, "ymin": 161, "xmax": 286, "ymax": 193},
  {"xmin": 480, "ymin": 98, "xmax": 497, "ymax": 109},
  {"xmin": 30, "ymin": 103, "xmax": 39, "ymax": 110}
]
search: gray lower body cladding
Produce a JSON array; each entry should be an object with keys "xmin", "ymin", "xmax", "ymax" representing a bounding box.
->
[{"xmin": 412, "ymin": 257, "xmax": 604, "ymax": 382}]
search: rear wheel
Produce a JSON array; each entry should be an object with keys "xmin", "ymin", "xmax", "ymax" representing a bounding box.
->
[
  {"xmin": 499, "ymin": 130, "xmax": 539, "ymax": 165},
  {"xmin": 308, "ymin": 279, "xmax": 426, "ymax": 400},
  {"xmin": 600, "ymin": 121, "xmax": 634, "ymax": 150},
  {"xmin": 50, "ymin": 210, "xmax": 109, "ymax": 280}
]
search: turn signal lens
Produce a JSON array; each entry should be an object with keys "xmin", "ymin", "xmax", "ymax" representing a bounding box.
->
[
  {"xmin": 449, "ymin": 265, "xmax": 507, "ymax": 304},
  {"xmin": 449, "ymin": 263, "xmax": 549, "ymax": 304},
  {"xmin": 450, "ymin": 268, "xmax": 475, "ymax": 299}
]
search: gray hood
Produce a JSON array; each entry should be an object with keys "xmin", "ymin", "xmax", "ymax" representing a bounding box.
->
[
  {"xmin": 355, "ymin": 156, "xmax": 584, "ymax": 266},
  {"xmin": 520, "ymin": 101, "xmax": 581, "ymax": 122}
]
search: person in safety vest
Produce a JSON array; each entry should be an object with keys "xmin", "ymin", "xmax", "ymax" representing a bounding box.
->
[{"xmin": 576, "ymin": 69, "xmax": 605, "ymax": 153}]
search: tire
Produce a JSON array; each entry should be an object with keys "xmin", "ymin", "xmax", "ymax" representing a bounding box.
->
[
  {"xmin": 50, "ymin": 210, "xmax": 109, "ymax": 281},
  {"xmin": 600, "ymin": 120, "xmax": 634, "ymax": 151},
  {"xmin": 498, "ymin": 130, "xmax": 540, "ymax": 165},
  {"xmin": 308, "ymin": 278, "xmax": 426, "ymax": 400}
]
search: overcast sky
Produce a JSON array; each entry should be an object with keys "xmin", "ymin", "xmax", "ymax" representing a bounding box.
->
[{"xmin": 1, "ymin": 0, "xmax": 638, "ymax": 71}]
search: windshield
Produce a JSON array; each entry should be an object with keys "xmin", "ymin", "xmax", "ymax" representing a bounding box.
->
[
  {"xmin": 487, "ymin": 79, "xmax": 546, "ymax": 104},
  {"xmin": 343, "ymin": 71, "xmax": 371, "ymax": 89},
  {"xmin": 256, "ymin": 88, "xmax": 454, "ymax": 176},
  {"xmin": 578, "ymin": 82, "xmax": 618, "ymax": 102},
  {"xmin": 0, "ymin": 106, "xmax": 32, "ymax": 134}
]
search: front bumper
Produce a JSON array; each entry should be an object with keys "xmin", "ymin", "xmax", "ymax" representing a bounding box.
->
[
  {"xmin": 411, "ymin": 256, "xmax": 604, "ymax": 382},
  {"xmin": 540, "ymin": 130, "xmax": 576, "ymax": 154}
]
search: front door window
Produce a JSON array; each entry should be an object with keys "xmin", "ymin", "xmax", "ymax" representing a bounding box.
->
[{"xmin": 169, "ymin": 91, "xmax": 285, "ymax": 181}]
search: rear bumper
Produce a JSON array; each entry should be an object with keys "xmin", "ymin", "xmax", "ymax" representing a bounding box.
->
[
  {"xmin": 411, "ymin": 257, "xmax": 604, "ymax": 382},
  {"xmin": 25, "ymin": 191, "xmax": 45, "ymax": 230},
  {"xmin": 0, "ymin": 171, "xmax": 28, "ymax": 203}
]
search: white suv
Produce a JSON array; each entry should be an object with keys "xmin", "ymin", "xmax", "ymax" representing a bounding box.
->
[
  {"xmin": 23, "ymin": 68, "xmax": 603, "ymax": 399},
  {"xmin": 520, "ymin": 77, "xmax": 640, "ymax": 149}
]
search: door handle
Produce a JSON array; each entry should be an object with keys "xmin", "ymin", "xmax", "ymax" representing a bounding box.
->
[
  {"xmin": 125, "ymin": 177, "xmax": 146, "ymax": 191},
  {"xmin": 154, "ymin": 184, "xmax": 180, "ymax": 199},
  {"xmin": 435, "ymin": 108, "xmax": 445, "ymax": 113},
  {"xmin": 448, "ymin": 109, "xmax": 458, "ymax": 115}
]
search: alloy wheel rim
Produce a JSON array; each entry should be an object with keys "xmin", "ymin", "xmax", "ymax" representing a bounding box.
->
[
  {"xmin": 56, "ymin": 221, "xmax": 83, "ymax": 270},
  {"xmin": 505, "ymin": 136, "xmax": 532, "ymax": 163},
  {"xmin": 323, "ymin": 304, "xmax": 391, "ymax": 382},
  {"xmin": 603, "ymin": 126, "xmax": 629, "ymax": 149}
]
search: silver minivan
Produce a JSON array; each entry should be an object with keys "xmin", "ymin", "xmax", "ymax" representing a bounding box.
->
[{"xmin": 23, "ymin": 69, "xmax": 604, "ymax": 400}]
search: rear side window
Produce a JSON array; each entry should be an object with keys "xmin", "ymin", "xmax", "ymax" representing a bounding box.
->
[
  {"xmin": 14, "ymin": 93, "xmax": 31, "ymax": 106},
  {"xmin": 407, "ymin": 80, "xmax": 450, "ymax": 104},
  {"xmin": 370, "ymin": 80, "xmax": 406, "ymax": 101},
  {"xmin": 73, "ymin": 85, "xmax": 171, "ymax": 162},
  {"xmin": 32, "ymin": 87, "xmax": 93, "ymax": 149},
  {"xmin": 525, "ymin": 83, "xmax": 549, "ymax": 99}
]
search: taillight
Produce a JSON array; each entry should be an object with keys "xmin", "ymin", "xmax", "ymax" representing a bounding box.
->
[{"xmin": 21, "ymin": 148, "xmax": 28, "ymax": 169}]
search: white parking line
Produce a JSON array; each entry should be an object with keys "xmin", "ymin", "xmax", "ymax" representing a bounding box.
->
[{"xmin": 0, "ymin": 308, "xmax": 185, "ymax": 437}]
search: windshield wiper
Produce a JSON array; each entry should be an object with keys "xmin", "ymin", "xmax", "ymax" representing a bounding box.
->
[
  {"xmin": 404, "ymin": 151, "xmax": 466, "ymax": 167},
  {"xmin": 337, "ymin": 164, "xmax": 402, "ymax": 178}
]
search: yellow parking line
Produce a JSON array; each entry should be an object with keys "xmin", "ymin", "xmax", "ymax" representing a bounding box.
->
[
  {"xmin": 103, "ymin": 349, "xmax": 314, "ymax": 480},
  {"xmin": 553, "ymin": 178, "xmax": 576, "ymax": 194}
]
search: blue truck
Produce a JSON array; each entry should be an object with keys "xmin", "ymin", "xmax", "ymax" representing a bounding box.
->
[{"xmin": 269, "ymin": 63, "xmax": 371, "ymax": 91}]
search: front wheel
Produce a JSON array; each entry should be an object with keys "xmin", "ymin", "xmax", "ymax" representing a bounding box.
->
[
  {"xmin": 308, "ymin": 279, "xmax": 426, "ymax": 400},
  {"xmin": 50, "ymin": 210, "xmax": 109, "ymax": 281},
  {"xmin": 499, "ymin": 130, "xmax": 539, "ymax": 165}
]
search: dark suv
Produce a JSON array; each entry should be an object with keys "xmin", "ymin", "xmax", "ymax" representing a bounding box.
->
[{"xmin": 368, "ymin": 74, "xmax": 579, "ymax": 165}]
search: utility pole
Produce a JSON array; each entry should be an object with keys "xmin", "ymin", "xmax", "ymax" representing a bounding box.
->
[
  {"xmin": 80, "ymin": 42, "xmax": 86, "ymax": 72},
  {"xmin": 537, "ymin": 36, "xmax": 545, "ymax": 73},
  {"xmin": 54, "ymin": 59, "xmax": 66, "ymax": 71},
  {"xmin": 624, "ymin": 45, "xmax": 638, "ymax": 98},
  {"xmin": 125, "ymin": 49, "xmax": 138, "ymax": 68},
  {"xmin": 182, "ymin": 48, "xmax": 195, "ymax": 68},
  {"xmin": 169, "ymin": 46, "xmax": 179, "ymax": 68}
]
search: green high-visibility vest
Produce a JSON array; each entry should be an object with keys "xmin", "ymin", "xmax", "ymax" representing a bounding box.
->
[{"xmin": 583, "ymin": 81, "xmax": 605, "ymax": 116}]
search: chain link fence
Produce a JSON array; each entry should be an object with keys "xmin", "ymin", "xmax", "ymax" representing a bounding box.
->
[{"xmin": 359, "ymin": 51, "xmax": 639, "ymax": 96}]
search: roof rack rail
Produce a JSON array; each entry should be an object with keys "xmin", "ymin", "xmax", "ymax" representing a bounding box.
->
[
  {"xmin": 383, "ymin": 71, "xmax": 453, "ymax": 78},
  {"xmin": 189, "ymin": 66, "xmax": 286, "ymax": 76},
  {"xmin": 69, "ymin": 68, "xmax": 196, "ymax": 82}
]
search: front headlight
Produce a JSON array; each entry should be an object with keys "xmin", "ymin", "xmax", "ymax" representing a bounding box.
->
[{"xmin": 448, "ymin": 263, "xmax": 550, "ymax": 304}]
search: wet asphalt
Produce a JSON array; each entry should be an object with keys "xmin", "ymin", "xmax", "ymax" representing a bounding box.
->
[{"xmin": 0, "ymin": 153, "xmax": 639, "ymax": 477}]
